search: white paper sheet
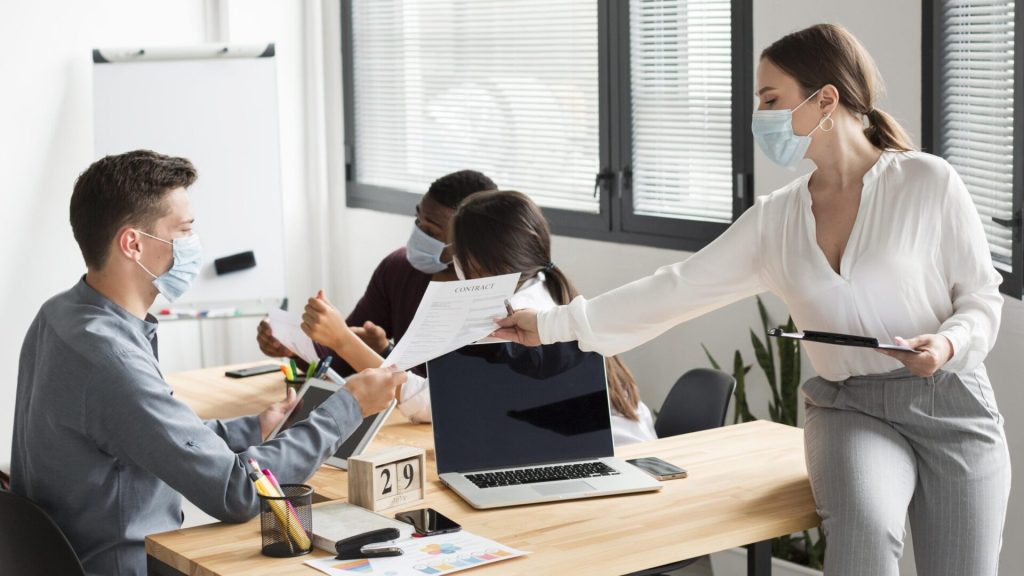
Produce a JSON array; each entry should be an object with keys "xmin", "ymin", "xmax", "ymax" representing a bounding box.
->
[
  {"xmin": 305, "ymin": 530, "xmax": 528, "ymax": 576},
  {"xmin": 382, "ymin": 273, "xmax": 520, "ymax": 371},
  {"xmin": 266, "ymin": 309, "xmax": 319, "ymax": 363}
]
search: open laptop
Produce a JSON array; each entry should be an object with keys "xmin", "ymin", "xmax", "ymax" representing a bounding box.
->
[
  {"xmin": 427, "ymin": 342, "xmax": 661, "ymax": 509},
  {"xmin": 268, "ymin": 376, "xmax": 395, "ymax": 470}
]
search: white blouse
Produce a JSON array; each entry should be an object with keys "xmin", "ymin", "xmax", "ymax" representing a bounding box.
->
[
  {"xmin": 400, "ymin": 273, "xmax": 658, "ymax": 446},
  {"xmin": 538, "ymin": 151, "xmax": 1003, "ymax": 382}
]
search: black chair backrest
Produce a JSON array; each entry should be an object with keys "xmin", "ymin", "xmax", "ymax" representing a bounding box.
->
[
  {"xmin": 655, "ymin": 368, "xmax": 737, "ymax": 438},
  {"xmin": 0, "ymin": 490, "xmax": 86, "ymax": 576}
]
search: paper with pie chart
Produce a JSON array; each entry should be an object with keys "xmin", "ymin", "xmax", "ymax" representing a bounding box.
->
[{"xmin": 305, "ymin": 530, "xmax": 527, "ymax": 576}]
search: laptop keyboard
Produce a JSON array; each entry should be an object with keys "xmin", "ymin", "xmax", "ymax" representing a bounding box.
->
[{"xmin": 465, "ymin": 461, "xmax": 620, "ymax": 489}]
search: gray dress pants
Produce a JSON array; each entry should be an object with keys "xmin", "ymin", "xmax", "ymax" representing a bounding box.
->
[{"xmin": 802, "ymin": 365, "xmax": 1010, "ymax": 575}]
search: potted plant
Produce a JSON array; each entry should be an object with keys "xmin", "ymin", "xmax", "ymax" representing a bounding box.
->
[{"xmin": 703, "ymin": 296, "xmax": 825, "ymax": 574}]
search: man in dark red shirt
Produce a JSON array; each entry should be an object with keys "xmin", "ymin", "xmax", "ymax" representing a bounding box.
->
[{"xmin": 257, "ymin": 170, "xmax": 497, "ymax": 374}]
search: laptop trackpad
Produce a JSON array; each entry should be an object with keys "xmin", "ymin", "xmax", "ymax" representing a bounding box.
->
[{"xmin": 533, "ymin": 480, "xmax": 595, "ymax": 496}]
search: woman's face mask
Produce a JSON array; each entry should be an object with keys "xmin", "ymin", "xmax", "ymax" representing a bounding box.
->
[
  {"xmin": 134, "ymin": 230, "xmax": 203, "ymax": 301},
  {"xmin": 405, "ymin": 224, "xmax": 450, "ymax": 274},
  {"xmin": 751, "ymin": 88, "xmax": 831, "ymax": 170}
]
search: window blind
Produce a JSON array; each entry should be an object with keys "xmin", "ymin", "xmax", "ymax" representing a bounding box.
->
[
  {"xmin": 629, "ymin": 0, "xmax": 734, "ymax": 223},
  {"xmin": 939, "ymin": 0, "xmax": 1016, "ymax": 270},
  {"xmin": 350, "ymin": 0, "xmax": 600, "ymax": 213}
]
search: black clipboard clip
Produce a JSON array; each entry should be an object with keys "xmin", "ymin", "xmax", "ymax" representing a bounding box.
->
[{"xmin": 335, "ymin": 528, "xmax": 403, "ymax": 560}]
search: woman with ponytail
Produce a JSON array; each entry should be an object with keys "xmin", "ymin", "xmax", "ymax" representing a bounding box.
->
[
  {"xmin": 301, "ymin": 190, "xmax": 657, "ymax": 445},
  {"xmin": 496, "ymin": 23, "xmax": 1008, "ymax": 574}
]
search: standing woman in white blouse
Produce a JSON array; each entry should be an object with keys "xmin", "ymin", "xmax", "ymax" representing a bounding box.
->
[{"xmin": 495, "ymin": 24, "xmax": 1010, "ymax": 576}]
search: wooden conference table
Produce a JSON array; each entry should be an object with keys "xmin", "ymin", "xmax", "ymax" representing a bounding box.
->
[{"xmin": 147, "ymin": 363, "xmax": 819, "ymax": 576}]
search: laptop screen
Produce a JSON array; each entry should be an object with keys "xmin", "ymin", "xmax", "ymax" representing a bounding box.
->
[{"xmin": 427, "ymin": 342, "xmax": 614, "ymax": 474}]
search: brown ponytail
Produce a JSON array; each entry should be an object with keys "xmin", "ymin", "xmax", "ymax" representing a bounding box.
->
[
  {"xmin": 864, "ymin": 108, "xmax": 913, "ymax": 151},
  {"xmin": 762, "ymin": 23, "xmax": 914, "ymax": 151},
  {"xmin": 451, "ymin": 190, "xmax": 642, "ymax": 421}
]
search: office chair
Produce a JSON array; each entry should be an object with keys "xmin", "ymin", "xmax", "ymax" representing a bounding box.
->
[
  {"xmin": 654, "ymin": 368, "xmax": 736, "ymax": 439},
  {"xmin": 628, "ymin": 368, "xmax": 736, "ymax": 576},
  {"xmin": 0, "ymin": 489, "xmax": 86, "ymax": 576}
]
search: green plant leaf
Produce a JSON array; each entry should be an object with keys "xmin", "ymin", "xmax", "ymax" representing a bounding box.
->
[
  {"xmin": 732, "ymin": 350, "xmax": 756, "ymax": 423},
  {"xmin": 751, "ymin": 329, "xmax": 782, "ymax": 408},
  {"xmin": 777, "ymin": 317, "xmax": 801, "ymax": 426},
  {"xmin": 755, "ymin": 296, "xmax": 777, "ymax": 385},
  {"xmin": 700, "ymin": 343, "xmax": 722, "ymax": 371}
]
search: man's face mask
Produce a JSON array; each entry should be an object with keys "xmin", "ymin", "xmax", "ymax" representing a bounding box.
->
[{"xmin": 134, "ymin": 230, "xmax": 203, "ymax": 301}]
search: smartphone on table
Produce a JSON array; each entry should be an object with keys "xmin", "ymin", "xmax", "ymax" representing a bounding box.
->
[
  {"xmin": 394, "ymin": 508, "xmax": 461, "ymax": 536},
  {"xmin": 627, "ymin": 457, "xmax": 688, "ymax": 480}
]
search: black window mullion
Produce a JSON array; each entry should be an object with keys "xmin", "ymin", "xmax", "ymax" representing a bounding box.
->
[
  {"xmin": 1008, "ymin": 2, "xmax": 1024, "ymax": 296},
  {"xmin": 731, "ymin": 0, "xmax": 754, "ymax": 218}
]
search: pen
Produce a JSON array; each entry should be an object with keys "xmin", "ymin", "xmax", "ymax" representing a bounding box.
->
[
  {"xmin": 504, "ymin": 298, "xmax": 514, "ymax": 317},
  {"xmin": 315, "ymin": 356, "xmax": 333, "ymax": 379}
]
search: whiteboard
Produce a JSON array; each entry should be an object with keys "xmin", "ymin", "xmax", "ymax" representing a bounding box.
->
[{"xmin": 93, "ymin": 46, "xmax": 286, "ymax": 308}]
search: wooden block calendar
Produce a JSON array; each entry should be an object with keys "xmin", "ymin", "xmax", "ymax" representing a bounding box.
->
[{"xmin": 347, "ymin": 446, "xmax": 426, "ymax": 512}]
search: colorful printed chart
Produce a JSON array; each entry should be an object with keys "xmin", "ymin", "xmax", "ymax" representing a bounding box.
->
[
  {"xmin": 331, "ymin": 558, "xmax": 373, "ymax": 573},
  {"xmin": 305, "ymin": 531, "xmax": 527, "ymax": 576}
]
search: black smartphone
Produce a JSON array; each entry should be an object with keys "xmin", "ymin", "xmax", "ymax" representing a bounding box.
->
[
  {"xmin": 394, "ymin": 508, "xmax": 461, "ymax": 536},
  {"xmin": 225, "ymin": 364, "xmax": 280, "ymax": 378},
  {"xmin": 627, "ymin": 457, "xmax": 688, "ymax": 480}
]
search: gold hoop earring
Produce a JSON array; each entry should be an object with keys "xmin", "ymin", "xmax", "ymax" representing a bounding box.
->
[{"xmin": 819, "ymin": 114, "xmax": 835, "ymax": 132}]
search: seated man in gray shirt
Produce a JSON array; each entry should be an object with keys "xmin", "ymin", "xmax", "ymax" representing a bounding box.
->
[{"xmin": 10, "ymin": 150, "xmax": 405, "ymax": 576}]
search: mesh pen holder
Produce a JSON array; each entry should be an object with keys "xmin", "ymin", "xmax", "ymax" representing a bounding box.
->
[{"xmin": 259, "ymin": 483, "xmax": 313, "ymax": 557}]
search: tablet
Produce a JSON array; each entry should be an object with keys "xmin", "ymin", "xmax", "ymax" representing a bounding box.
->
[
  {"xmin": 267, "ymin": 377, "xmax": 396, "ymax": 470},
  {"xmin": 768, "ymin": 328, "xmax": 920, "ymax": 353}
]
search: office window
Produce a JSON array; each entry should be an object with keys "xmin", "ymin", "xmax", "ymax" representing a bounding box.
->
[
  {"xmin": 343, "ymin": 0, "xmax": 752, "ymax": 250},
  {"xmin": 628, "ymin": 0, "xmax": 734, "ymax": 223},
  {"xmin": 925, "ymin": 0, "xmax": 1023, "ymax": 296}
]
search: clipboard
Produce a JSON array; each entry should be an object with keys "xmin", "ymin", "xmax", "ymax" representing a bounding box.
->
[{"xmin": 767, "ymin": 328, "xmax": 920, "ymax": 354}]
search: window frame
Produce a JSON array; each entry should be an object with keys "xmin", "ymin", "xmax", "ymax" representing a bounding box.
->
[
  {"xmin": 922, "ymin": 0, "xmax": 1024, "ymax": 297},
  {"xmin": 341, "ymin": 0, "xmax": 753, "ymax": 252}
]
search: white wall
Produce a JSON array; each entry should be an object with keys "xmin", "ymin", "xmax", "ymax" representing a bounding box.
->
[{"xmin": 0, "ymin": 0, "xmax": 208, "ymax": 465}]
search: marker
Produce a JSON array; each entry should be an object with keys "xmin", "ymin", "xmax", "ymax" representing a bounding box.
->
[
  {"xmin": 263, "ymin": 467, "xmax": 301, "ymax": 526},
  {"xmin": 201, "ymin": 307, "xmax": 238, "ymax": 318},
  {"xmin": 246, "ymin": 460, "xmax": 292, "ymax": 551},
  {"xmin": 289, "ymin": 358, "xmax": 299, "ymax": 380},
  {"xmin": 246, "ymin": 459, "xmax": 310, "ymax": 550},
  {"xmin": 305, "ymin": 359, "xmax": 317, "ymax": 380}
]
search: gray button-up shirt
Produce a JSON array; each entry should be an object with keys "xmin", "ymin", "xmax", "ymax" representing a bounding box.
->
[{"xmin": 11, "ymin": 278, "xmax": 363, "ymax": 575}]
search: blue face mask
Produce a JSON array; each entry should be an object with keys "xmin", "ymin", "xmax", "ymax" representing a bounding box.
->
[
  {"xmin": 405, "ymin": 224, "xmax": 450, "ymax": 274},
  {"xmin": 135, "ymin": 230, "xmax": 203, "ymax": 302},
  {"xmin": 751, "ymin": 89, "xmax": 830, "ymax": 170}
]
